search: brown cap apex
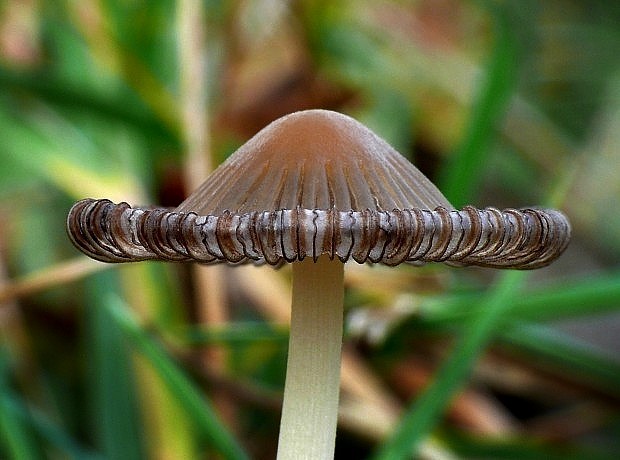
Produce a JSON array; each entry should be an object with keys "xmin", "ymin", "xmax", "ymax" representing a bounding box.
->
[{"xmin": 176, "ymin": 109, "xmax": 452, "ymax": 214}]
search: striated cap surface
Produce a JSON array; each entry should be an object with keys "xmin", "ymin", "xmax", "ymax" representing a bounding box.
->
[
  {"xmin": 176, "ymin": 109, "xmax": 452, "ymax": 214},
  {"xmin": 66, "ymin": 110, "xmax": 571, "ymax": 267}
]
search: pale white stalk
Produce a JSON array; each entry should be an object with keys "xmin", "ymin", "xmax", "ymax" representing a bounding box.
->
[{"xmin": 277, "ymin": 257, "xmax": 345, "ymax": 460}]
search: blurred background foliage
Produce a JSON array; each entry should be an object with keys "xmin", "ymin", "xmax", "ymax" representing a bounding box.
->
[{"xmin": 0, "ymin": 0, "xmax": 619, "ymax": 458}]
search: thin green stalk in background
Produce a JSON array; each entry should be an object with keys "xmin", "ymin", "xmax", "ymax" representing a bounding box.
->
[
  {"xmin": 393, "ymin": 272, "xmax": 620, "ymax": 395},
  {"xmin": 419, "ymin": 270, "xmax": 620, "ymax": 326},
  {"xmin": 85, "ymin": 273, "xmax": 145, "ymax": 460},
  {"xmin": 184, "ymin": 323, "xmax": 288, "ymax": 346},
  {"xmin": 439, "ymin": 5, "xmax": 519, "ymax": 206},
  {"xmin": 0, "ymin": 67, "xmax": 176, "ymax": 145},
  {"xmin": 373, "ymin": 271, "xmax": 527, "ymax": 459},
  {"xmin": 0, "ymin": 392, "xmax": 102, "ymax": 460},
  {"xmin": 500, "ymin": 323, "xmax": 620, "ymax": 395},
  {"xmin": 0, "ymin": 353, "xmax": 40, "ymax": 460},
  {"xmin": 104, "ymin": 294, "xmax": 249, "ymax": 460},
  {"xmin": 445, "ymin": 430, "xmax": 616, "ymax": 460}
]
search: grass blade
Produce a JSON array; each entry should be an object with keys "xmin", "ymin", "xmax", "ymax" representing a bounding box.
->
[
  {"xmin": 439, "ymin": 5, "xmax": 519, "ymax": 206},
  {"xmin": 500, "ymin": 323, "xmax": 620, "ymax": 396},
  {"xmin": 85, "ymin": 272, "xmax": 145, "ymax": 460},
  {"xmin": 183, "ymin": 322, "xmax": 288, "ymax": 346},
  {"xmin": 0, "ymin": 66, "xmax": 177, "ymax": 145},
  {"xmin": 1, "ymin": 396, "xmax": 102, "ymax": 460},
  {"xmin": 373, "ymin": 271, "xmax": 527, "ymax": 459},
  {"xmin": 0, "ymin": 353, "xmax": 41, "ymax": 459},
  {"xmin": 446, "ymin": 430, "xmax": 616, "ymax": 460},
  {"xmin": 103, "ymin": 294, "xmax": 249, "ymax": 460},
  {"xmin": 420, "ymin": 270, "xmax": 620, "ymax": 325}
]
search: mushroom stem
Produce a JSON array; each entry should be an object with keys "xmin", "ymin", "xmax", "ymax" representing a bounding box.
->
[{"xmin": 277, "ymin": 256, "xmax": 344, "ymax": 460}]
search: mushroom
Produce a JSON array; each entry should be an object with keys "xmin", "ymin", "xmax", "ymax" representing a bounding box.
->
[{"xmin": 66, "ymin": 109, "xmax": 570, "ymax": 459}]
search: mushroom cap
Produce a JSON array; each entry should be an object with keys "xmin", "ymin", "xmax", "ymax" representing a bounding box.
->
[
  {"xmin": 67, "ymin": 110, "xmax": 571, "ymax": 268},
  {"xmin": 176, "ymin": 109, "xmax": 452, "ymax": 214}
]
